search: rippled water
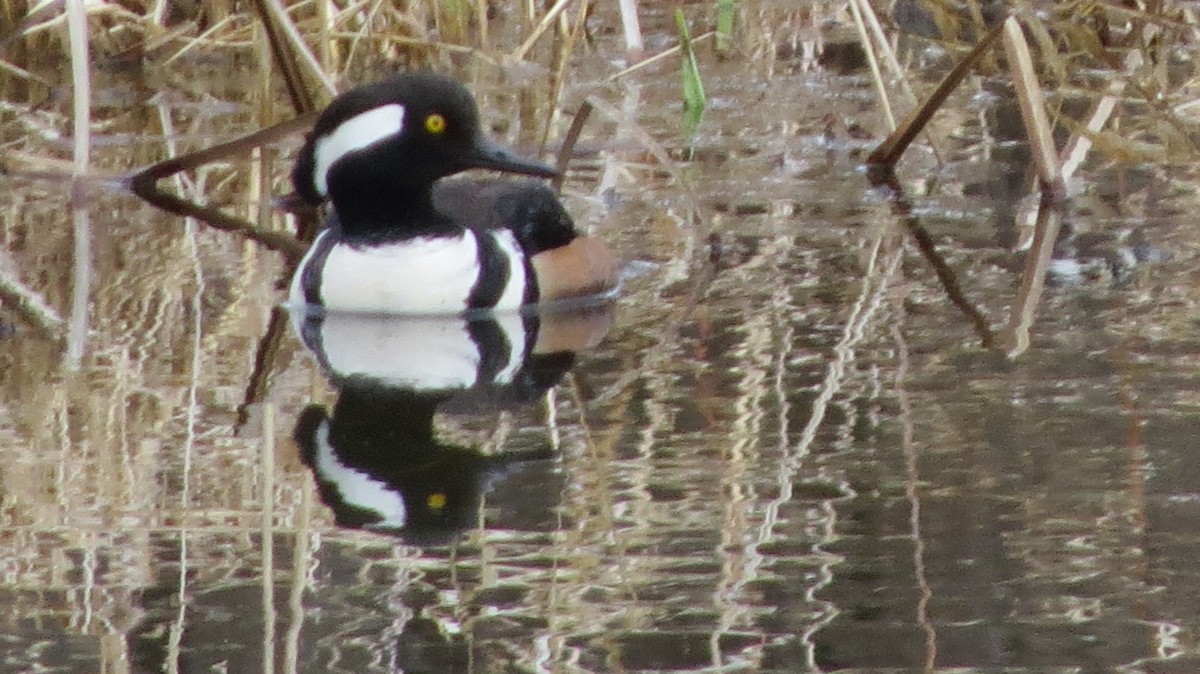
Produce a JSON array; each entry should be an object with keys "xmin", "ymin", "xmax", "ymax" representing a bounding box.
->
[{"xmin": 4, "ymin": 3, "xmax": 1200, "ymax": 673}]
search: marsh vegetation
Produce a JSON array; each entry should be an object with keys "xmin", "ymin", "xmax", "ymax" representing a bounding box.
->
[{"xmin": 4, "ymin": 1, "xmax": 1200, "ymax": 672}]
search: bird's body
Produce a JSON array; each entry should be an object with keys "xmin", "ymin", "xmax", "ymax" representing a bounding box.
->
[
  {"xmin": 291, "ymin": 212, "xmax": 533, "ymax": 314},
  {"xmin": 288, "ymin": 72, "xmax": 616, "ymax": 315}
]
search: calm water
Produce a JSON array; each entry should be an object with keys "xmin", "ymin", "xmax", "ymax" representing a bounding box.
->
[{"xmin": 3, "ymin": 4, "xmax": 1200, "ymax": 673}]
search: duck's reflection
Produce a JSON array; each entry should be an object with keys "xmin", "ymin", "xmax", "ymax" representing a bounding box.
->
[{"xmin": 291, "ymin": 304, "xmax": 612, "ymax": 544}]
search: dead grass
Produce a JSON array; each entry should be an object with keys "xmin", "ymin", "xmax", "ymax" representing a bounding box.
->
[{"xmin": 4, "ymin": 3, "xmax": 1200, "ymax": 671}]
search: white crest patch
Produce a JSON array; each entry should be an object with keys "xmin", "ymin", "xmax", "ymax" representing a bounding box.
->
[{"xmin": 313, "ymin": 104, "xmax": 406, "ymax": 197}]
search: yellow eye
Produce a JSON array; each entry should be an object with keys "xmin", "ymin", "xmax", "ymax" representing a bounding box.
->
[
  {"xmin": 427, "ymin": 492, "xmax": 447, "ymax": 510},
  {"xmin": 424, "ymin": 113, "xmax": 447, "ymax": 135}
]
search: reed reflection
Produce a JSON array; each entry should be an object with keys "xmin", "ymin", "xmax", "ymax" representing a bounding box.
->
[{"xmin": 290, "ymin": 304, "xmax": 613, "ymax": 545}]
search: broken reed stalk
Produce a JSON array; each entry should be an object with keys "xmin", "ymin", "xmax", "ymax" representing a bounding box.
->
[
  {"xmin": 128, "ymin": 114, "xmax": 315, "ymax": 259},
  {"xmin": 617, "ymin": 0, "xmax": 644, "ymax": 63},
  {"xmin": 1058, "ymin": 53, "xmax": 1131, "ymax": 181},
  {"xmin": 66, "ymin": 0, "xmax": 92, "ymax": 364},
  {"xmin": 868, "ymin": 168, "xmax": 996, "ymax": 349},
  {"xmin": 867, "ymin": 18, "xmax": 1006, "ymax": 167},
  {"xmin": 135, "ymin": 186, "xmax": 306, "ymax": 259},
  {"xmin": 236, "ymin": 306, "xmax": 293, "ymax": 433},
  {"xmin": 131, "ymin": 113, "xmax": 317, "ymax": 187},
  {"xmin": 249, "ymin": 0, "xmax": 313, "ymax": 114},
  {"xmin": 1001, "ymin": 17, "xmax": 1061, "ymax": 193},
  {"xmin": 263, "ymin": 0, "xmax": 337, "ymax": 98},
  {"xmin": 996, "ymin": 193, "xmax": 1063, "ymax": 358},
  {"xmin": 65, "ymin": 0, "xmax": 90, "ymax": 176},
  {"xmin": 552, "ymin": 99, "xmax": 592, "ymax": 193},
  {"xmin": 869, "ymin": 17, "xmax": 1064, "ymax": 202}
]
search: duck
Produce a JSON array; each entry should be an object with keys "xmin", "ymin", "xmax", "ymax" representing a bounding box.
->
[
  {"xmin": 291, "ymin": 304, "xmax": 613, "ymax": 542},
  {"xmin": 287, "ymin": 71, "xmax": 617, "ymax": 314}
]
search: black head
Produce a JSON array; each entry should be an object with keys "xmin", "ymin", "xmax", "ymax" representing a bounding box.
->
[{"xmin": 292, "ymin": 72, "xmax": 556, "ymax": 210}]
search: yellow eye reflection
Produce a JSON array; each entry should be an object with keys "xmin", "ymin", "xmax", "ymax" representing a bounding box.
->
[
  {"xmin": 424, "ymin": 113, "xmax": 447, "ymax": 135},
  {"xmin": 427, "ymin": 492, "xmax": 447, "ymax": 510}
]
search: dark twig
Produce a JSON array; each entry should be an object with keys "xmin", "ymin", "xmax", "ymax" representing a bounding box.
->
[
  {"xmin": 133, "ymin": 185, "xmax": 306, "ymax": 259},
  {"xmin": 868, "ymin": 18, "xmax": 1007, "ymax": 168},
  {"xmin": 128, "ymin": 114, "xmax": 317, "ymax": 260},
  {"xmin": 237, "ymin": 305, "xmax": 298, "ymax": 433},
  {"xmin": 129, "ymin": 113, "xmax": 316, "ymax": 187},
  {"xmin": 552, "ymin": 100, "xmax": 592, "ymax": 194},
  {"xmin": 869, "ymin": 166, "xmax": 997, "ymax": 349}
]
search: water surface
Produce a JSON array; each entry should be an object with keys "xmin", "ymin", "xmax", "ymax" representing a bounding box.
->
[{"xmin": 2, "ymin": 4, "xmax": 1200, "ymax": 673}]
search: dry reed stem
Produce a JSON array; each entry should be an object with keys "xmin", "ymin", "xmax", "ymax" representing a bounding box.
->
[
  {"xmin": 10, "ymin": 0, "xmax": 141, "ymax": 41},
  {"xmin": 535, "ymin": 0, "xmax": 590, "ymax": 154},
  {"xmin": 0, "ymin": 266, "xmax": 64, "ymax": 334},
  {"xmin": 606, "ymin": 31, "xmax": 714, "ymax": 82},
  {"xmin": 997, "ymin": 195, "xmax": 1063, "ymax": 358},
  {"xmin": 0, "ymin": 55, "xmax": 49, "ymax": 84},
  {"xmin": 250, "ymin": 0, "xmax": 315, "ymax": 114},
  {"xmin": 161, "ymin": 15, "xmax": 241, "ymax": 66},
  {"xmin": 1058, "ymin": 52, "xmax": 1134, "ymax": 181},
  {"xmin": 127, "ymin": 113, "xmax": 312, "ymax": 258},
  {"xmin": 65, "ymin": 0, "xmax": 91, "ymax": 369},
  {"xmin": 906, "ymin": 218, "xmax": 996, "ymax": 348},
  {"xmin": 853, "ymin": 0, "xmax": 915, "ymax": 105},
  {"xmin": 134, "ymin": 186, "xmax": 307, "ymax": 258},
  {"xmin": 65, "ymin": 0, "xmax": 89, "ymax": 176},
  {"xmin": 1001, "ymin": 17, "xmax": 1062, "ymax": 193},
  {"xmin": 131, "ymin": 114, "xmax": 316, "ymax": 186},
  {"xmin": 617, "ymin": 0, "xmax": 644, "ymax": 62},
  {"xmin": 511, "ymin": 0, "xmax": 574, "ymax": 61},
  {"xmin": 262, "ymin": 0, "xmax": 337, "ymax": 97},
  {"xmin": 848, "ymin": 0, "xmax": 895, "ymax": 130},
  {"xmin": 552, "ymin": 100, "xmax": 591, "ymax": 193},
  {"xmin": 868, "ymin": 18, "xmax": 1006, "ymax": 167}
]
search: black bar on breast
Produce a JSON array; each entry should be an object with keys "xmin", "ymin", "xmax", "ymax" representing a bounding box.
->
[{"xmin": 468, "ymin": 231, "xmax": 512, "ymax": 309}]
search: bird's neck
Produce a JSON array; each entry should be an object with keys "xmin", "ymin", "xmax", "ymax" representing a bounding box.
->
[{"xmin": 329, "ymin": 185, "xmax": 458, "ymax": 242}]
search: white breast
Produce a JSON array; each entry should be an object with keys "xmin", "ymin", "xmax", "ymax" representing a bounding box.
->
[
  {"xmin": 291, "ymin": 310, "xmax": 532, "ymax": 389},
  {"xmin": 308, "ymin": 313, "xmax": 484, "ymax": 388},
  {"xmin": 306, "ymin": 231, "xmax": 483, "ymax": 313},
  {"xmin": 290, "ymin": 229, "xmax": 534, "ymax": 314}
]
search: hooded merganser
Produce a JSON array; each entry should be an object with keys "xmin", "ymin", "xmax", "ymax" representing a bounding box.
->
[
  {"xmin": 288, "ymin": 72, "xmax": 617, "ymax": 314},
  {"xmin": 292, "ymin": 306, "xmax": 613, "ymax": 542}
]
